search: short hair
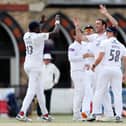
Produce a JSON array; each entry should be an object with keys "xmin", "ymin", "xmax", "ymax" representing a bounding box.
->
[
  {"xmin": 96, "ymin": 18, "xmax": 107, "ymax": 28},
  {"xmin": 28, "ymin": 21, "xmax": 40, "ymax": 31}
]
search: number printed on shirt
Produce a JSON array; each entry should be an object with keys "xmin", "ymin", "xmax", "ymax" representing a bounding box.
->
[
  {"xmin": 26, "ymin": 45, "xmax": 33, "ymax": 55},
  {"xmin": 109, "ymin": 49, "xmax": 120, "ymax": 62}
]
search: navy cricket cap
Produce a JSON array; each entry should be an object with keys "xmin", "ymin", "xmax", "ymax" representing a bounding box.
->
[
  {"xmin": 106, "ymin": 26, "xmax": 117, "ymax": 33},
  {"xmin": 28, "ymin": 21, "xmax": 40, "ymax": 31}
]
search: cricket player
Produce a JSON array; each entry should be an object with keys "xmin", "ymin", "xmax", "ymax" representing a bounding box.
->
[
  {"xmin": 81, "ymin": 25, "xmax": 95, "ymax": 115},
  {"xmin": 91, "ymin": 26, "xmax": 126, "ymax": 122},
  {"xmin": 16, "ymin": 15, "xmax": 60, "ymax": 122},
  {"xmin": 68, "ymin": 33, "xmax": 94, "ymax": 120}
]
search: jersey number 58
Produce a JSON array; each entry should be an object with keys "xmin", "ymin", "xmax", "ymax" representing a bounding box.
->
[{"xmin": 109, "ymin": 49, "xmax": 120, "ymax": 62}]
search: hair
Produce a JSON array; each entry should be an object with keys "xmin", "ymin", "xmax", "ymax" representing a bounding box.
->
[
  {"xmin": 106, "ymin": 26, "xmax": 118, "ymax": 36},
  {"xmin": 28, "ymin": 21, "xmax": 40, "ymax": 32},
  {"xmin": 96, "ymin": 18, "xmax": 107, "ymax": 28}
]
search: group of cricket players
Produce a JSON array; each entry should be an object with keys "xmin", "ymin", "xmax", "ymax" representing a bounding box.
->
[
  {"xmin": 15, "ymin": 4, "xmax": 126, "ymax": 123},
  {"xmin": 68, "ymin": 4, "xmax": 126, "ymax": 122}
]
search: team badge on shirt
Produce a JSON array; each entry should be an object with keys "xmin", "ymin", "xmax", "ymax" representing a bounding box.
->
[{"xmin": 69, "ymin": 48, "xmax": 75, "ymax": 51}]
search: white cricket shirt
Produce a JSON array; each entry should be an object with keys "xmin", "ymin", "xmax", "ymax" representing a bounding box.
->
[
  {"xmin": 87, "ymin": 32, "xmax": 107, "ymax": 59},
  {"xmin": 100, "ymin": 37, "xmax": 126, "ymax": 68},
  {"xmin": 68, "ymin": 40, "xmax": 85, "ymax": 72},
  {"xmin": 23, "ymin": 32, "xmax": 49, "ymax": 69}
]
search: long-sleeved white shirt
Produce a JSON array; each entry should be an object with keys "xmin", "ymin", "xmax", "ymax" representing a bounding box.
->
[
  {"xmin": 68, "ymin": 41, "xmax": 85, "ymax": 72},
  {"xmin": 42, "ymin": 63, "xmax": 60, "ymax": 90}
]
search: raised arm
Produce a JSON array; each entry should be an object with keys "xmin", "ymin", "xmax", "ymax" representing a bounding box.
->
[
  {"xmin": 73, "ymin": 17, "xmax": 88, "ymax": 41},
  {"xmin": 49, "ymin": 15, "xmax": 60, "ymax": 39},
  {"xmin": 99, "ymin": 4, "xmax": 118, "ymax": 27}
]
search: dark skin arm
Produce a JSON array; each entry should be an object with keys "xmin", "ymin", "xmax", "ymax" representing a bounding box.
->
[
  {"xmin": 49, "ymin": 15, "xmax": 60, "ymax": 39},
  {"xmin": 49, "ymin": 23, "xmax": 60, "ymax": 39}
]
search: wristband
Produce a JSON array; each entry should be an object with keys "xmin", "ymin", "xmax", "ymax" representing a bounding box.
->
[{"xmin": 92, "ymin": 64, "xmax": 96, "ymax": 68}]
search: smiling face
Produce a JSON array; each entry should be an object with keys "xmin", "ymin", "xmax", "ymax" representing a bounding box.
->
[{"xmin": 95, "ymin": 19, "xmax": 106, "ymax": 33}]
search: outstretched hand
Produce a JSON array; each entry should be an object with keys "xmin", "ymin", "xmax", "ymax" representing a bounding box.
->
[
  {"xmin": 55, "ymin": 14, "xmax": 60, "ymax": 25},
  {"xmin": 73, "ymin": 17, "xmax": 80, "ymax": 27},
  {"xmin": 99, "ymin": 4, "xmax": 108, "ymax": 15},
  {"xmin": 55, "ymin": 14, "xmax": 60, "ymax": 21}
]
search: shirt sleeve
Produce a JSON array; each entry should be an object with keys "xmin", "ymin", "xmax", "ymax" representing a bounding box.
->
[
  {"xmin": 41, "ymin": 33, "xmax": 49, "ymax": 40},
  {"xmin": 34, "ymin": 33, "xmax": 49, "ymax": 43},
  {"xmin": 53, "ymin": 64, "xmax": 60, "ymax": 84},
  {"xmin": 122, "ymin": 45, "xmax": 126, "ymax": 57}
]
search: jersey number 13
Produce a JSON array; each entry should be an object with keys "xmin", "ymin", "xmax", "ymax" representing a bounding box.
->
[{"xmin": 26, "ymin": 45, "xmax": 33, "ymax": 55}]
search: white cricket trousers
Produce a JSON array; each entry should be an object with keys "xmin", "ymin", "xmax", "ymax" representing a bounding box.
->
[
  {"xmin": 92, "ymin": 66, "xmax": 113, "ymax": 116},
  {"xmin": 20, "ymin": 67, "xmax": 48, "ymax": 115},
  {"xmin": 71, "ymin": 70, "xmax": 92, "ymax": 119},
  {"xmin": 93, "ymin": 66, "xmax": 122, "ymax": 117}
]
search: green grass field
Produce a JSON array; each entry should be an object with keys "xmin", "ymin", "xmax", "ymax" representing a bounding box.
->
[{"xmin": 0, "ymin": 114, "xmax": 126, "ymax": 126}]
